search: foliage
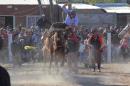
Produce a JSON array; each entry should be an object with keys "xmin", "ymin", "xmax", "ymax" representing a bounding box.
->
[
  {"xmin": 56, "ymin": 0, "xmax": 118, "ymax": 4},
  {"xmin": 84, "ymin": 0, "xmax": 118, "ymax": 4}
]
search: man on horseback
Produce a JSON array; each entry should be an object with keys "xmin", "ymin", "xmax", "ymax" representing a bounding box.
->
[{"xmin": 62, "ymin": 2, "xmax": 79, "ymax": 31}]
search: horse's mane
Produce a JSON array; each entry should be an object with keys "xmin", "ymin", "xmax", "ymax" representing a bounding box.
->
[
  {"xmin": 49, "ymin": 22, "xmax": 67, "ymax": 32},
  {"xmin": 51, "ymin": 22, "xmax": 67, "ymax": 29}
]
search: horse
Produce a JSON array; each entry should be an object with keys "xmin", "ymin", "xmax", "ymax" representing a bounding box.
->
[
  {"xmin": 42, "ymin": 32, "xmax": 55, "ymax": 67},
  {"xmin": 42, "ymin": 22, "xmax": 67, "ymax": 69},
  {"xmin": 52, "ymin": 31, "xmax": 66, "ymax": 67}
]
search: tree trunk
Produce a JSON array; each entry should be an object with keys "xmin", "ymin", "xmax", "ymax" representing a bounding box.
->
[
  {"xmin": 37, "ymin": 0, "xmax": 44, "ymax": 16},
  {"xmin": 49, "ymin": 0, "xmax": 54, "ymax": 23}
]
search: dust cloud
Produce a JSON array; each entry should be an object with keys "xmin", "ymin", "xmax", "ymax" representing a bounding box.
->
[{"xmin": 9, "ymin": 64, "xmax": 80, "ymax": 86}]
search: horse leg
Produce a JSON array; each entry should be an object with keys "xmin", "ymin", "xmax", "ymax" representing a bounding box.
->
[
  {"xmin": 54, "ymin": 54, "xmax": 58, "ymax": 66},
  {"xmin": 67, "ymin": 53, "xmax": 72, "ymax": 71},
  {"xmin": 60, "ymin": 55, "xmax": 65, "ymax": 67},
  {"xmin": 42, "ymin": 47, "xmax": 47, "ymax": 66},
  {"xmin": 49, "ymin": 54, "xmax": 53, "ymax": 69},
  {"xmin": 55, "ymin": 55, "xmax": 60, "ymax": 73}
]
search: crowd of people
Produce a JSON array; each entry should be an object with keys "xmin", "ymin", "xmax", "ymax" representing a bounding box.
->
[
  {"xmin": 0, "ymin": 2, "xmax": 129, "ymax": 72},
  {"xmin": 0, "ymin": 2, "xmax": 130, "ymax": 86},
  {"xmin": 0, "ymin": 25, "xmax": 43, "ymax": 63}
]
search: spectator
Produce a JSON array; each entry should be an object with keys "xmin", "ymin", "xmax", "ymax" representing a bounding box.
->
[
  {"xmin": 78, "ymin": 40, "xmax": 86, "ymax": 64},
  {"xmin": 0, "ymin": 66, "xmax": 11, "ymax": 86}
]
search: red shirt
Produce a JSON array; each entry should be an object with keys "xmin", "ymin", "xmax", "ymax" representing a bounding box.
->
[{"xmin": 68, "ymin": 33, "xmax": 79, "ymax": 43}]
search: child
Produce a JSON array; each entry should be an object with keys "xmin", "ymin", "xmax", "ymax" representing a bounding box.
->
[{"xmin": 79, "ymin": 40, "xmax": 86, "ymax": 64}]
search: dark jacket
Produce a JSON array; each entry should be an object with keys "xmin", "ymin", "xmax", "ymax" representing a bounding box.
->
[{"xmin": 0, "ymin": 66, "xmax": 11, "ymax": 86}]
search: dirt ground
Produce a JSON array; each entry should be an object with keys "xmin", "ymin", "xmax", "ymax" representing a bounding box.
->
[{"xmin": 3, "ymin": 63, "xmax": 130, "ymax": 86}]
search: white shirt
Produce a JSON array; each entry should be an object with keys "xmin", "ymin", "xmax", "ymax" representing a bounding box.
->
[{"xmin": 79, "ymin": 43, "xmax": 85, "ymax": 53}]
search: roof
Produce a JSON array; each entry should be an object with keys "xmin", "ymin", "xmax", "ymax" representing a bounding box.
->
[
  {"xmin": 58, "ymin": 3, "xmax": 101, "ymax": 10},
  {"xmin": 96, "ymin": 3, "xmax": 130, "ymax": 13},
  {"xmin": 0, "ymin": 0, "xmax": 56, "ymax": 5}
]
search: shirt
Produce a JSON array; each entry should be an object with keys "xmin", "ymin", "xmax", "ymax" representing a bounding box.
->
[
  {"xmin": 62, "ymin": 7, "xmax": 79, "ymax": 26},
  {"xmin": 32, "ymin": 34, "xmax": 39, "ymax": 43},
  {"xmin": 79, "ymin": 43, "xmax": 85, "ymax": 53}
]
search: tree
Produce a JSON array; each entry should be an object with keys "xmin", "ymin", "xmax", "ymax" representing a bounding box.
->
[
  {"xmin": 37, "ymin": 0, "xmax": 44, "ymax": 16},
  {"xmin": 84, "ymin": 0, "xmax": 117, "ymax": 4},
  {"xmin": 49, "ymin": 0, "xmax": 54, "ymax": 23}
]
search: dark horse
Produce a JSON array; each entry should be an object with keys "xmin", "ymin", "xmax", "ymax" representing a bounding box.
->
[{"xmin": 52, "ymin": 30, "xmax": 66, "ymax": 67}]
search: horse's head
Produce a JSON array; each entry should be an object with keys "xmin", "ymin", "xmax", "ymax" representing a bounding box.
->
[
  {"xmin": 52, "ymin": 31, "xmax": 65, "ymax": 50},
  {"xmin": 41, "ymin": 29, "xmax": 49, "ymax": 41},
  {"xmin": 118, "ymin": 24, "xmax": 130, "ymax": 38},
  {"xmin": 53, "ymin": 31, "xmax": 64, "ymax": 43}
]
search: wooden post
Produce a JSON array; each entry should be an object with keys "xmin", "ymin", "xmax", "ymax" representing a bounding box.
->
[
  {"xmin": 107, "ymin": 32, "xmax": 111, "ymax": 63},
  {"xmin": 8, "ymin": 31, "xmax": 13, "ymax": 63}
]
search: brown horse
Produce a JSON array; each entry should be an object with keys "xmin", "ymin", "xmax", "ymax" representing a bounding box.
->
[
  {"xmin": 42, "ymin": 30, "xmax": 66, "ymax": 69},
  {"xmin": 42, "ymin": 30, "xmax": 54, "ymax": 67},
  {"xmin": 52, "ymin": 31, "xmax": 66, "ymax": 67}
]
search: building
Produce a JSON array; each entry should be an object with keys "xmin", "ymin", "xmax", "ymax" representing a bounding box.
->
[
  {"xmin": 96, "ymin": 3, "xmax": 130, "ymax": 27},
  {"xmin": 118, "ymin": 0, "xmax": 127, "ymax": 3},
  {"xmin": 58, "ymin": 3, "xmax": 106, "ymax": 27},
  {"xmin": 58, "ymin": 1, "xmax": 130, "ymax": 27},
  {"xmin": 1, "ymin": 0, "xmax": 130, "ymax": 29},
  {"xmin": 0, "ymin": 0, "xmax": 62, "ymax": 28}
]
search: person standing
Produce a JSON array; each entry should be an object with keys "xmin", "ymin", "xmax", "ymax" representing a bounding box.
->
[
  {"xmin": 79, "ymin": 40, "xmax": 86, "ymax": 64},
  {"xmin": 87, "ymin": 29, "xmax": 104, "ymax": 72}
]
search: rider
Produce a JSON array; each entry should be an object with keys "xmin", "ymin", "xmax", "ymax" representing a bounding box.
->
[{"xmin": 62, "ymin": 2, "xmax": 79, "ymax": 31}]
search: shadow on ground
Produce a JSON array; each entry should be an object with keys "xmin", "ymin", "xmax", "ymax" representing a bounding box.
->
[{"xmin": 73, "ymin": 75, "xmax": 128, "ymax": 86}]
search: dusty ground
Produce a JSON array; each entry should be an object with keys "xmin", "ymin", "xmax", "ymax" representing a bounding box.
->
[{"xmin": 2, "ymin": 63, "xmax": 130, "ymax": 86}]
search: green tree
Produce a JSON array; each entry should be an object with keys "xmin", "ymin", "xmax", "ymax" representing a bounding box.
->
[{"xmin": 85, "ymin": 0, "xmax": 117, "ymax": 4}]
